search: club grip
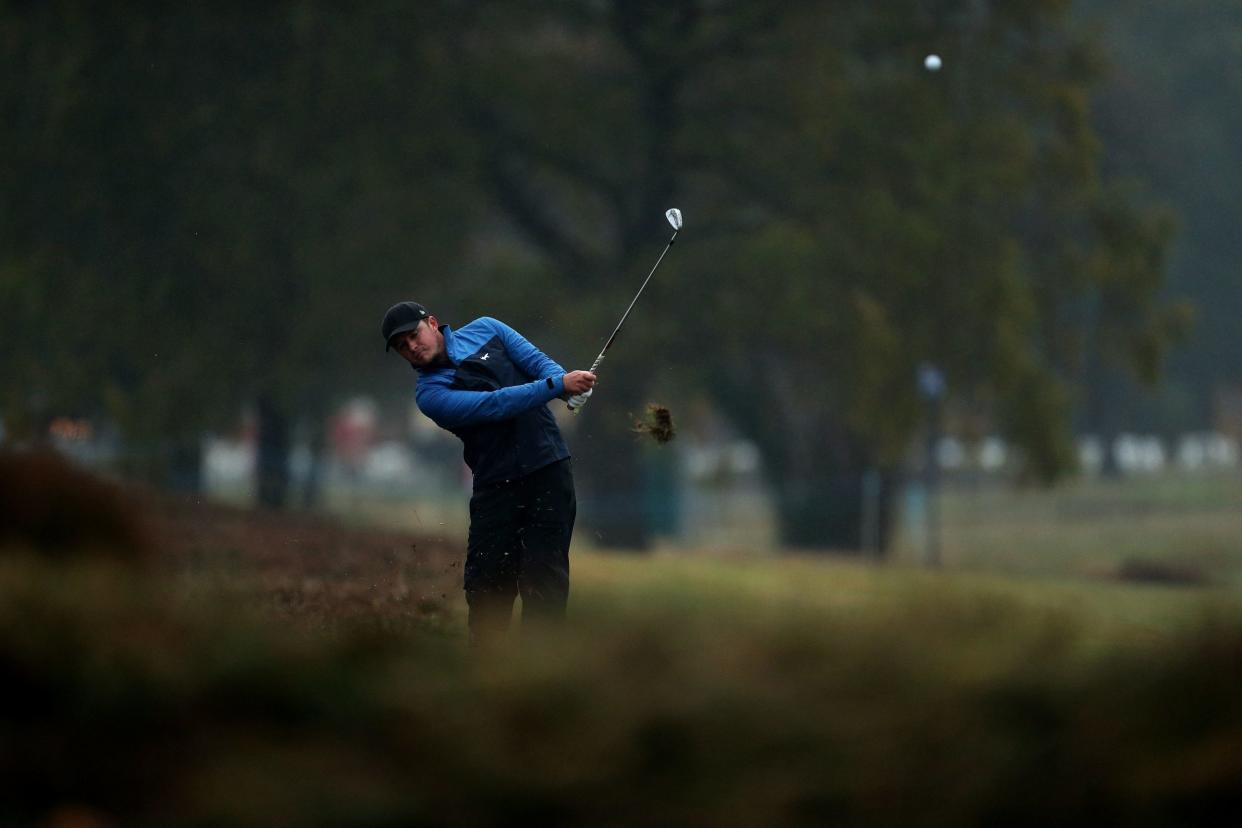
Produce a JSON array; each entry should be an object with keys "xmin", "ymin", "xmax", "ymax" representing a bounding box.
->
[
  {"xmin": 566, "ymin": 354, "xmax": 603, "ymax": 414},
  {"xmin": 566, "ymin": 389, "xmax": 593, "ymax": 414}
]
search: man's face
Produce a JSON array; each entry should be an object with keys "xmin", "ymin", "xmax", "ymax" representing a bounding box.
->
[{"xmin": 391, "ymin": 318, "xmax": 443, "ymax": 367}]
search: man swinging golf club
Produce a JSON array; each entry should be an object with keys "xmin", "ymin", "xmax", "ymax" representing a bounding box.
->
[
  {"xmin": 384, "ymin": 209, "xmax": 682, "ymax": 646},
  {"xmin": 383, "ymin": 301, "xmax": 596, "ymax": 646}
]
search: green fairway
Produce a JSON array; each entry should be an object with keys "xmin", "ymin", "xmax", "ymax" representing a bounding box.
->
[
  {"xmin": 331, "ymin": 470, "xmax": 1242, "ymax": 593},
  {"xmin": 893, "ymin": 473, "xmax": 1242, "ymax": 585},
  {"xmin": 570, "ymin": 548, "xmax": 1235, "ymax": 649}
]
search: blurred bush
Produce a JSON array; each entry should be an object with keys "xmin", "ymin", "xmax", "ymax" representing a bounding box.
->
[{"xmin": 0, "ymin": 449, "xmax": 150, "ymax": 563}]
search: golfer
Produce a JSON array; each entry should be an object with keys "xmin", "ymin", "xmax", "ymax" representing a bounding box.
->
[{"xmin": 382, "ymin": 301, "xmax": 596, "ymax": 645}]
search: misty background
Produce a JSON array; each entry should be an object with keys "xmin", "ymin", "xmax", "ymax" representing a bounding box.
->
[{"xmin": 4, "ymin": 0, "xmax": 1240, "ymax": 565}]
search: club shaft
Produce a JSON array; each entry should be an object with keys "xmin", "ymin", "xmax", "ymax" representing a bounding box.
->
[{"xmin": 588, "ymin": 230, "xmax": 678, "ymax": 372}]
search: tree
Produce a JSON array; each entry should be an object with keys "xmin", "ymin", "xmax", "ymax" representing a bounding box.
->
[
  {"xmin": 2, "ymin": 2, "xmax": 481, "ymax": 504},
  {"xmin": 4, "ymin": 1, "xmax": 1183, "ymax": 549},
  {"xmin": 167, "ymin": 3, "xmax": 483, "ymax": 507},
  {"xmin": 696, "ymin": 0, "xmax": 1184, "ymax": 547},
  {"xmin": 1, "ymin": 4, "xmax": 236, "ymax": 483}
]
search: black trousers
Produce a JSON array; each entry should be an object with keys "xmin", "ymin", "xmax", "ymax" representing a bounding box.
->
[{"xmin": 464, "ymin": 458, "xmax": 575, "ymax": 641}]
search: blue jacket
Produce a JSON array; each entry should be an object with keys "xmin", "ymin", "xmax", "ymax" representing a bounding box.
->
[{"xmin": 413, "ymin": 317, "xmax": 570, "ymax": 487}]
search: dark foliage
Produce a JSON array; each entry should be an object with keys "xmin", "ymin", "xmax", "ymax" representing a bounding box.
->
[{"xmin": 0, "ymin": 450, "xmax": 150, "ymax": 563}]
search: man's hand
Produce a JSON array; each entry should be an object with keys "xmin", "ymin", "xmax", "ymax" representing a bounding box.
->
[
  {"xmin": 563, "ymin": 370, "xmax": 597, "ymax": 413},
  {"xmin": 562, "ymin": 371, "xmax": 597, "ymax": 396}
]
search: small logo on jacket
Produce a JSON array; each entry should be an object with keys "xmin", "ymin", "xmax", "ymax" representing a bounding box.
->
[{"xmin": 481, "ymin": 353, "xmax": 490, "ymax": 361}]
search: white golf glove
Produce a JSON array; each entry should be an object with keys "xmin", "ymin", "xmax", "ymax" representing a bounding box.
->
[{"xmin": 566, "ymin": 388, "xmax": 593, "ymax": 414}]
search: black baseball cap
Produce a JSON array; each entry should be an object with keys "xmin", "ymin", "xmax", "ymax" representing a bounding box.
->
[{"xmin": 382, "ymin": 301, "xmax": 430, "ymax": 351}]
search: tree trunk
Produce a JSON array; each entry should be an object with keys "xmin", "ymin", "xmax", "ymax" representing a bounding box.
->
[
  {"xmin": 300, "ymin": 416, "xmax": 326, "ymax": 511},
  {"xmin": 255, "ymin": 395, "xmax": 290, "ymax": 510},
  {"xmin": 1082, "ymin": 338, "xmax": 1124, "ymax": 480},
  {"xmin": 165, "ymin": 435, "xmax": 203, "ymax": 494},
  {"xmin": 719, "ymin": 359, "xmax": 900, "ymax": 556},
  {"xmin": 768, "ymin": 434, "xmax": 900, "ymax": 555},
  {"xmin": 775, "ymin": 475, "xmax": 860, "ymax": 548}
]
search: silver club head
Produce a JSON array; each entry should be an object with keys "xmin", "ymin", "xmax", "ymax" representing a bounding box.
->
[{"xmin": 665, "ymin": 208, "xmax": 683, "ymax": 231}]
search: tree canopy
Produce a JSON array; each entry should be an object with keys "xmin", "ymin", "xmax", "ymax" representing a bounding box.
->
[{"xmin": 2, "ymin": 0, "xmax": 1189, "ymax": 550}]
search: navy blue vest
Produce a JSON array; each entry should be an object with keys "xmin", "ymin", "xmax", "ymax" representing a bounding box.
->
[{"xmin": 445, "ymin": 334, "xmax": 569, "ymax": 486}]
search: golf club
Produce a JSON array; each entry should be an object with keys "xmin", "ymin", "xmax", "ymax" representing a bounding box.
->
[{"xmin": 568, "ymin": 208, "xmax": 683, "ymax": 413}]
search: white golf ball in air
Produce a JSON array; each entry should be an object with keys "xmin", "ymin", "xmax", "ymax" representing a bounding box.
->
[{"xmin": 924, "ymin": 54, "xmax": 942, "ymax": 72}]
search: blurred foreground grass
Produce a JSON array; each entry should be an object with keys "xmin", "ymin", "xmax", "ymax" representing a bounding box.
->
[{"xmin": 4, "ymin": 451, "xmax": 1242, "ymax": 826}]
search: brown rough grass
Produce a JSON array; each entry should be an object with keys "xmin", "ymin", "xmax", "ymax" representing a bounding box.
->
[{"xmin": 149, "ymin": 494, "xmax": 467, "ymax": 635}]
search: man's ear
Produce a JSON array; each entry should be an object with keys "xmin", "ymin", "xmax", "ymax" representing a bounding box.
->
[{"xmin": 427, "ymin": 315, "xmax": 439, "ymax": 332}]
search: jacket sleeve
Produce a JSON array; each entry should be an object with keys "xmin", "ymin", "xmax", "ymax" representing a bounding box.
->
[
  {"xmin": 482, "ymin": 317, "xmax": 567, "ymax": 386},
  {"xmin": 416, "ymin": 376, "xmax": 564, "ymax": 430}
]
